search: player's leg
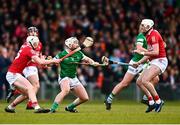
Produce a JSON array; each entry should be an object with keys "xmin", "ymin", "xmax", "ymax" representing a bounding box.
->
[
  {"xmin": 6, "ymin": 87, "xmax": 22, "ymax": 103},
  {"xmin": 66, "ymin": 83, "xmax": 89, "ymax": 113},
  {"xmin": 5, "ymin": 73, "xmax": 49, "ymax": 113},
  {"xmin": 141, "ymin": 65, "xmax": 161, "ymax": 98},
  {"xmin": 23, "ymin": 66, "xmax": 40, "ymax": 109},
  {"xmin": 141, "ymin": 65, "xmax": 164, "ymax": 112},
  {"xmin": 5, "ymin": 95, "xmax": 27, "ymax": 113},
  {"xmin": 7, "ymin": 76, "xmax": 40, "ymax": 110},
  {"xmin": 27, "ymin": 74, "xmax": 40, "ymax": 94},
  {"xmin": 50, "ymin": 78, "xmax": 70, "ymax": 113},
  {"xmin": 105, "ymin": 72, "xmax": 135, "ymax": 110},
  {"xmin": 6, "ymin": 66, "xmax": 39, "ymax": 104},
  {"xmin": 141, "ymin": 76, "xmax": 159, "ymax": 105},
  {"xmin": 26, "ymin": 74, "xmax": 40, "ymax": 109},
  {"xmin": 136, "ymin": 71, "xmax": 157, "ymax": 112}
]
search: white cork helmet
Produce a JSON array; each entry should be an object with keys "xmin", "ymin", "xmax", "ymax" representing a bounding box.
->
[
  {"xmin": 141, "ymin": 19, "xmax": 154, "ymax": 31},
  {"xmin": 26, "ymin": 36, "xmax": 39, "ymax": 46},
  {"xmin": 65, "ymin": 37, "xmax": 79, "ymax": 48}
]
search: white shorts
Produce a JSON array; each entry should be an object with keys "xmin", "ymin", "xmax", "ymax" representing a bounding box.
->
[
  {"xmin": 23, "ymin": 66, "xmax": 38, "ymax": 78},
  {"xmin": 58, "ymin": 76, "xmax": 81, "ymax": 89},
  {"xmin": 150, "ymin": 57, "xmax": 168, "ymax": 73},
  {"xmin": 127, "ymin": 60, "xmax": 148, "ymax": 75},
  {"xmin": 6, "ymin": 72, "xmax": 22, "ymax": 89}
]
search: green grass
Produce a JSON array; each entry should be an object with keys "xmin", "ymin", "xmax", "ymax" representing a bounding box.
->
[{"xmin": 0, "ymin": 100, "xmax": 180, "ymax": 124}]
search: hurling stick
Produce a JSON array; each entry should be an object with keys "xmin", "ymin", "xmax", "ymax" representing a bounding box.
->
[
  {"xmin": 60, "ymin": 37, "xmax": 94, "ymax": 61},
  {"xmin": 101, "ymin": 56, "xmax": 133, "ymax": 66},
  {"xmin": 70, "ymin": 62, "xmax": 106, "ymax": 66}
]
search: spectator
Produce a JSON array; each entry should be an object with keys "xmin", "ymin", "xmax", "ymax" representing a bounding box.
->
[{"xmin": 0, "ymin": 46, "xmax": 11, "ymax": 99}]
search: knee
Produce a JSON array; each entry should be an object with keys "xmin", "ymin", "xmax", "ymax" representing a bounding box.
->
[
  {"xmin": 153, "ymin": 77, "xmax": 159, "ymax": 84},
  {"xmin": 81, "ymin": 96, "xmax": 89, "ymax": 102},
  {"xmin": 61, "ymin": 89, "xmax": 70, "ymax": 96},
  {"xmin": 27, "ymin": 85, "xmax": 34, "ymax": 92},
  {"xmin": 34, "ymin": 83, "xmax": 40, "ymax": 91},
  {"xmin": 136, "ymin": 78, "xmax": 142, "ymax": 86},
  {"xmin": 141, "ymin": 78, "xmax": 149, "ymax": 85}
]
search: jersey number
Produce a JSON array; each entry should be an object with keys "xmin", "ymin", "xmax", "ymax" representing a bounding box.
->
[{"xmin": 15, "ymin": 50, "xmax": 22, "ymax": 60}]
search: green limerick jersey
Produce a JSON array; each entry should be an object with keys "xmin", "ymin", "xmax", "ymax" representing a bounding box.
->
[
  {"xmin": 132, "ymin": 33, "xmax": 147, "ymax": 62},
  {"xmin": 55, "ymin": 50, "xmax": 84, "ymax": 78}
]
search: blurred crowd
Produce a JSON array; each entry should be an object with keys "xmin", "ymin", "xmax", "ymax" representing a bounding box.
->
[{"xmin": 0, "ymin": 0, "xmax": 179, "ymax": 99}]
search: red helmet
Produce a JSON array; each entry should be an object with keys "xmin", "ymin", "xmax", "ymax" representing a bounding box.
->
[{"xmin": 27, "ymin": 27, "xmax": 39, "ymax": 36}]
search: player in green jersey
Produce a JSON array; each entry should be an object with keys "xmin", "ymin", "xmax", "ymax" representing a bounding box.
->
[
  {"xmin": 104, "ymin": 24, "xmax": 159, "ymax": 110},
  {"xmin": 50, "ymin": 37, "xmax": 99, "ymax": 113}
]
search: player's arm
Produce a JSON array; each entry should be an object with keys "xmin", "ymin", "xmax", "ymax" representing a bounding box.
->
[
  {"xmin": 142, "ymin": 43, "xmax": 159, "ymax": 56},
  {"xmin": 134, "ymin": 36, "xmax": 148, "ymax": 53},
  {"xmin": 136, "ymin": 43, "xmax": 148, "ymax": 52},
  {"xmin": 81, "ymin": 55, "xmax": 99, "ymax": 66},
  {"xmin": 137, "ymin": 56, "xmax": 149, "ymax": 64},
  {"xmin": 132, "ymin": 56, "xmax": 149, "ymax": 68},
  {"xmin": 134, "ymin": 36, "xmax": 159, "ymax": 56},
  {"xmin": 32, "ymin": 55, "xmax": 60, "ymax": 65}
]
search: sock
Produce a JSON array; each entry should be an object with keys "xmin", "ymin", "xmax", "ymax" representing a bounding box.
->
[
  {"xmin": 106, "ymin": 93, "xmax": 115, "ymax": 103},
  {"xmin": 148, "ymin": 96, "xmax": 155, "ymax": 105},
  {"xmin": 154, "ymin": 95, "xmax": 161, "ymax": 104},
  {"xmin": 14, "ymin": 90, "xmax": 21, "ymax": 95},
  {"xmin": 50, "ymin": 102, "xmax": 59, "ymax": 111},
  {"xmin": 8, "ymin": 103, "xmax": 16, "ymax": 109},
  {"xmin": 32, "ymin": 102, "xmax": 40, "ymax": 110},
  {"xmin": 67, "ymin": 103, "xmax": 76, "ymax": 110},
  {"xmin": 143, "ymin": 95, "xmax": 148, "ymax": 100},
  {"xmin": 27, "ymin": 100, "xmax": 32, "ymax": 108}
]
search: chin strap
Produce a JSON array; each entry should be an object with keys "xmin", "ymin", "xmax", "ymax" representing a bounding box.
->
[
  {"xmin": 29, "ymin": 42, "xmax": 35, "ymax": 50},
  {"xmin": 144, "ymin": 27, "xmax": 153, "ymax": 35}
]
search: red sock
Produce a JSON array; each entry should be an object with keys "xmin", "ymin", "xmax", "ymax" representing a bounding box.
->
[
  {"xmin": 154, "ymin": 95, "xmax": 159, "ymax": 101},
  {"xmin": 13, "ymin": 90, "xmax": 21, "ymax": 95},
  {"xmin": 27, "ymin": 100, "xmax": 33, "ymax": 108},
  {"xmin": 148, "ymin": 96, "xmax": 153, "ymax": 101},
  {"xmin": 31, "ymin": 102, "xmax": 38, "ymax": 108},
  {"xmin": 148, "ymin": 96, "xmax": 155, "ymax": 105},
  {"xmin": 12, "ymin": 102, "xmax": 17, "ymax": 107}
]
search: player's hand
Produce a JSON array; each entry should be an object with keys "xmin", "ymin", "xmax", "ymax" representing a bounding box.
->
[
  {"xmin": 53, "ymin": 59, "xmax": 61, "ymax": 64},
  {"xmin": 92, "ymin": 62, "xmax": 100, "ymax": 66},
  {"xmin": 40, "ymin": 55, "xmax": 46, "ymax": 59},
  {"xmin": 133, "ymin": 49, "xmax": 141, "ymax": 54},
  {"xmin": 132, "ymin": 62, "xmax": 140, "ymax": 68},
  {"xmin": 46, "ymin": 56, "xmax": 52, "ymax": 60}
]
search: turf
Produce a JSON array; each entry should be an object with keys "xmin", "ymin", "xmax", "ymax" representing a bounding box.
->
[{"xmin": 0, "ymin": 100, "xmax": 180, "ymax": 124}]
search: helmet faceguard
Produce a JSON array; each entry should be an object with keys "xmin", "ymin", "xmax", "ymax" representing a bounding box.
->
[
  {"xmin": 65, "ymin": 37, "xmax": 79, "ymax": 49},
  {"xmin": 27, "ymin": 27, "xmax": 39, "ymax": 36},
  {"xmin": 26, "ymin": 36, "xmax": 39, "ymax": 49},
  {"xmin": 140, "ymin": 19, "xmax": 154, "ymax": 32}
]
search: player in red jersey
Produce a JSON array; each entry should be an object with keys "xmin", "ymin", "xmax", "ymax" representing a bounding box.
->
[
  {"xmin": 5, "ymin": 35, "xmax": 60, "ymax": 113},
  {"xmin": 6, "ymin": 27, "xmax": 44, "ymax": 110},
  {"xmin": 133, "ymin": 19, "xmax": 168, "ymax": 113},
  {"xmin": 23, "ymin": 27, "xmax": 44, "ymax": 109}
]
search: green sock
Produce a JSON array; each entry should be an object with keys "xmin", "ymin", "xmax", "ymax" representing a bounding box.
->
[
  {"xmin": 107, "ymin": 93, "xmax": 115, "ymax": 103},
  {"xmin": 67, "ymin": 103, "xmax": 76, "ymax": 110},
  {"xmin": 50, "ymin": 102, "xmax": 59, "ymax": 111}
]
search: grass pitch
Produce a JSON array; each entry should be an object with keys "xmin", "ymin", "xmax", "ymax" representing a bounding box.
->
[{"xmin": 0, "ymin": 100, "xmax": 180, "ymax": 124}]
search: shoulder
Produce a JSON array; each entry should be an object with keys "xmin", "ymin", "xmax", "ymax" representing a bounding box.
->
[
  {"xmin": 151, "ymin": 29, "xmax": 160, "ymax": 36},
  {"xmin": 19, "ymin": 45, "xmax": 35, "ymax": 57},
  {"xmin": 21, "ymin": 44, "xmax": 31, "ymax": 51},
  {"xmin": 137, "ymin": 33, "xmax": 144, "ymax": 37},
  {"xmin": 77, "ymin": 51, "xmax": 84, "ymax": 56},
  {"xmin": 60, "ymin": 50, "xmax": 67, "ymax": 55},
  {"xmin": 55, "ymin": 50, "xmax": 66, "ymax": 58}
]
